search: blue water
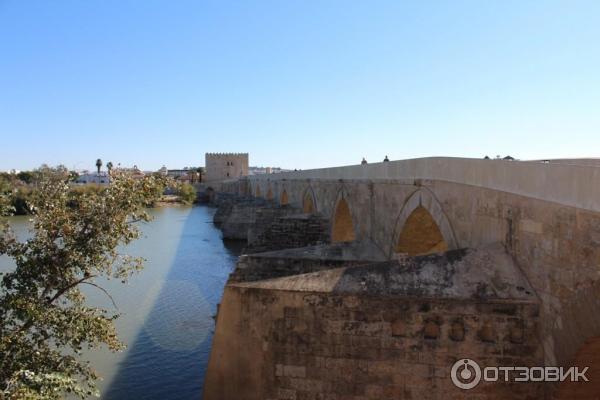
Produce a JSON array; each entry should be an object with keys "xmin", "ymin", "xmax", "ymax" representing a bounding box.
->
[
  {"xmin": 101, "ymin": 206, "xmax": 241, "ymax": 399},
  {"xmin": 1, "ymin": 206, "xmax": 239, "ymax": 399}
]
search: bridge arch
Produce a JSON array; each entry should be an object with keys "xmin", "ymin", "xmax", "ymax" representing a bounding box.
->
[
  {"xmin": 255, "ymin": 184, "xmax": 261, "ymax": 198},
  {"xmin": 331, "ymin": 191, "xmax": 356, "ymax": 243},
  {"xmin": 266, "ymin": 185, "xmax": 273, "ymax": 201},
  {"xmin": 390, "ymin": 188, "xmax": 458, "ymax": 257},
  {"xmin": 280, "ymin": 189, "xmax": 289, "ymax": 205},
  {"xmin": 302, "ymin": 187, "xmax": 317, "ymax": 214}
]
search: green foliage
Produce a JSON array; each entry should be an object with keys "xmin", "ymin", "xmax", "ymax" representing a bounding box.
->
[
  {"xmin": 177, "ymin": 183, "xmax": 197, "ymax": 204},
  {"xmin": 0, "ymin": 175, "xmax": 16, "ymax": 217},
  {"xmin": 0, "ymin": 167, "xmax": 165, "ymax": 399},
  {"xmin": 16, "ymin": 171, "xmax": 35, "ymax": 185},
  {"xmin": 0, "ymin": 174, "xmax": 13, "ymax": 193},
  {"xmin": 0, "ymin": 194, "xmax": 12, "ymax": 218},
  {"xmin": 68, "ymin": 171, "xmax": 79, "ymax": 182},
  {"xmin": 10, "ymin": 188, "xmax": 33, "ymax": 216}
]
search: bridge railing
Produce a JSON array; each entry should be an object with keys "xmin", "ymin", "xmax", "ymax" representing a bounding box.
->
[{"xmin": 241, "ymin": 157, "xmax": 600, "ymax": 212}]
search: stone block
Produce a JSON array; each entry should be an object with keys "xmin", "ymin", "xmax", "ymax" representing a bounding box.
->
[
  {"xmin": 391, "ymin": 320, "xmax": 407, "ymax": 337},
  {"xmin": 276, "ymin": 364, "xmax": 284, "ymax": 377},
  {"xmin": 284, "ymin": 365, "xmax": 307, "ymax": 378},
  {"xmin": 423, "ymin": 321, "xmax": 441, "ymax": 339},
  {"xmin": 278, "ymin": 388, "xmax": 297, "ymax": 400},
  {"xmin": 449, "ymin": 321, "xmax": 465, "ymax": 341},
  {"xmin": 519, "ymin": 219, "xmax": 543, "ymax": 234}
]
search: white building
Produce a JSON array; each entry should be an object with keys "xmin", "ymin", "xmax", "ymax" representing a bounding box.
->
[{"xmin": 74, "ymin": 171, "xmax": 110, "ymax": 185}]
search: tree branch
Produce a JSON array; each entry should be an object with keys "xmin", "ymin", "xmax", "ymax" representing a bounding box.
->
[
  {"xmin": 47, "ymin": 275, "xmax": 97, "ymax": 305},
  {"xmin": 80, "ymin": 282, "xmax": 119, "ymax": 310}
]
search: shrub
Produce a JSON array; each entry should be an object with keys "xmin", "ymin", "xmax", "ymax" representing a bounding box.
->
[{"xmin": 177, "ymin": 183, "xmax": 197, "ymax": 204}]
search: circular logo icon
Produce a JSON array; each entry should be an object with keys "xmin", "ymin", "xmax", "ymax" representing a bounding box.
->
[{"xmin": 451, "ymin": 358, "xmax": 482, "ymax": 390}]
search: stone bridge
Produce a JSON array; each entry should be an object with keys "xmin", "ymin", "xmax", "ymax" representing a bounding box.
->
[{"xmin": 206, "ymin": 157, "xmax": 600, "ymax": 399}]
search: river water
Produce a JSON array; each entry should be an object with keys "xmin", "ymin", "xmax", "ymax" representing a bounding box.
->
[{"xmin": 0, "ymin": 206, "xmax": 241, "ymax": 399}]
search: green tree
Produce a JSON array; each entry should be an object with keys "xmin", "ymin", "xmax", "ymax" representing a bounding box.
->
[
  {"xmin": 106, "ymin": 162, "xmax": 113, "ymax": 173},
  {"xmin": 68, "ymin": 171, "xmax": 79, "ymax": 182},
  {"xmin": 16, "ymin": 172, "xmax": 34, "ymax": 185},
  {"xmin": 10, "ymin": 187, "xmax": 33, "ymax": 216},
  {"xmin": 95, "ymin": 159, "xmax": 102, "ymax": 174},
  {"xmin": 177, "ymin": 183, "xmax": 197, "ymax": 204},
  {"xmin": 0, "ymin": 167, "xmax": 165, "ymax": 399},
  {"xmin": 0, "ymin": 177, "xmax": 13, "ymax": 217},
  {"xmin": 0, "ymin": 175, "xmax": 11, "ymax": 195},
  {"xmin": 186, "ymin": 169, "xmax": 198, "ymax": 184}
]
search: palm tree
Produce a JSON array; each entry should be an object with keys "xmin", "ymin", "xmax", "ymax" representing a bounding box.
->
[
  {"xmin": 106, "ymin": 161, "xmax": 113, "ymax": 173},
  {"xmin": 196, "ymin": 167, "xmax": 204, "ymax": 183},
  {"xmin": 95, "ymin": 159, "xmax": 102, "ymax": 174},
  {"xmin": 186, "ymin": 169, "xmax": 196, "ymax": 184}
]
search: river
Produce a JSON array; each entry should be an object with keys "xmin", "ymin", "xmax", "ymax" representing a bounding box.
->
[{"xmin": 0, "ymin": 206, "xmax": 241, "ymax": 399}]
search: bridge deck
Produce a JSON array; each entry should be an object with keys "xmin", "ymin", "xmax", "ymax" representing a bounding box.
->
[{"xmin": 241, "ymin": 157, "xmax": 600, "ymax": 212}]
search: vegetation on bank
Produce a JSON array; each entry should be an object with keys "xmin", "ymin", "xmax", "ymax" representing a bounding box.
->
[
  {"xmin": 1, "ymin": 167, "xmax": 88, "ymax": 215},
  {"xmin": 0, "ymin": 167, "xmax": 166, "ymax": 399},
  {"xmin": 176, "ymin": 183, "xmax": 197, "ymax": 204},
  {"xmin": 1, "ymin": 167, "xmax": 197, "ymax": 215}
]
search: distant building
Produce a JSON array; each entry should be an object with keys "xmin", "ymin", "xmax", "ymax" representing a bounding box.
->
[
  {"xmin": 159, "ymin": 167, "xmax": 201, "ymax": 183},
  {"xmin": 75, "ymin": 171, "xmax": 110, "ymax": 185},
  {"xmin": 115, "ymin": 166, "xmax": 145, "ymax": 179},
  {"xmin": 166, "ymin": 169, "xmax": 190, "ymax": 178},
  {"xmin": 205, "ymin": 153, "xmax": 249, "ymax": 182},
  {"xmin": 177, "ymin": 174, "xmax": 194, "ymax": 184},
  {"xmin": 248, "ymin": 166, "xmax": 292, "ymax": 175}
]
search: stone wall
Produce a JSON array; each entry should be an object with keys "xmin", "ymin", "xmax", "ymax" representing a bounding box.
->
[
  {"xmin": 230, "ymin": 252, "xmax": 371, "ymax": 284},
  {"xmin": 244, "ymin": 214, "xmax": 330, "ymax": 254},
  {"xmin": 204, "ymin": 286, "xmax": 543, "ymax": 400},
  {"xmin": 212, "ymin": 194, "xmax": 288, "ymax": 241},
  {"xmin": 205, "ymin": 152, "xmax": 249, "ymax": 182},
  {"xmin": 212, "ymin": 194, "xmax": 329, "ymax": 249},
  {"xmin": 238, "ymin": 156, "xmax": 600, "ymax": 212},
  {"xmin": 221, "ymin": 173, "xmax": 600, "ymax": 371},
  {"xmin": 247, "ymin": 208, "xmax": 304, "ymax": 245}
]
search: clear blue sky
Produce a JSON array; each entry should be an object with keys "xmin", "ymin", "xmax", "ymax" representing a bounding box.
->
[{"xmin": 1, "ymin": 0, "xmax": 599, "ymax": 171}]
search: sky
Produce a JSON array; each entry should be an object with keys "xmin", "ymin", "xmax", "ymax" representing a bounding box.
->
[{"xmin": 1, "ymin": 0, "xmax": 599, "ymax": 171}]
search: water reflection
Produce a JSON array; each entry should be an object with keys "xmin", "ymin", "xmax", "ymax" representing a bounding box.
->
[{"xmin": 101, "ymin": 206, "xmax": 240, "ymax": 399}]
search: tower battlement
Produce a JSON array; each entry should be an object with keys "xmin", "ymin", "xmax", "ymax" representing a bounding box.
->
[
  {"xmin": 205, "ymin": 152, "xmax": 249, "ymax": 156},
  {"xmin": 205, "ymin": 152, "xmax": 249, "ymax": 182}
]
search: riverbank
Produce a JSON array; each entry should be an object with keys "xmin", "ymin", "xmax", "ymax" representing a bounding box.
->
[{"xmin": 154, "ymin": 194, "xmax": 194, "ymax": 207}]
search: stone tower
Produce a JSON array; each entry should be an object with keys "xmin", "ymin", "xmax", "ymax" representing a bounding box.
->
[{"xmin": 205, "ymin": 153, "xmax": 249, "ymax": 182}]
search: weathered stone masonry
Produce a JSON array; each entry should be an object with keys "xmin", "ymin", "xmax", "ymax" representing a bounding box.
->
[
  {"xmin": 205, "ymin": 157, "xmax": 600, "ymax": 399},
  {"xmin": 205, "ymin": 245, "xmax": 543, "ymax": 399}
]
